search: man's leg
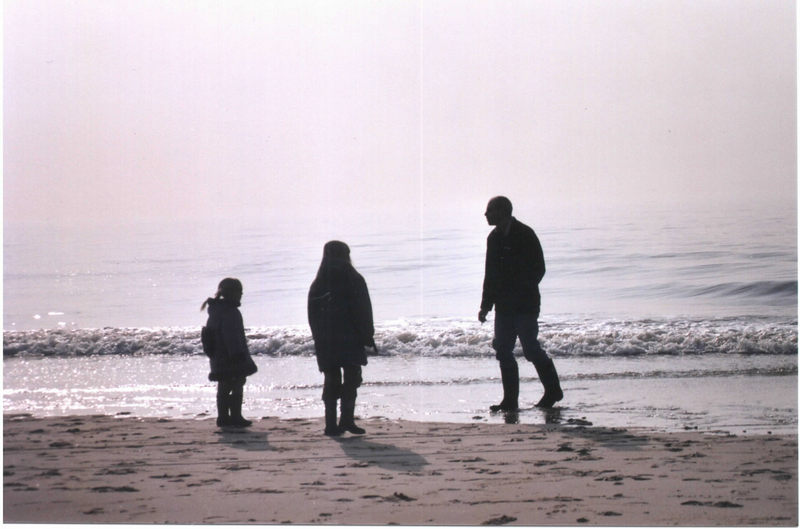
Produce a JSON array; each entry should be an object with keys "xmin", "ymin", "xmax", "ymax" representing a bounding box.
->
[
  {"xmin": 339, "ymin": 366, "xmax": 365, "ymax": 434},
  {"xmin": 491, "ymin": 311, "xmax": 520, "ymax": 411},
  {"xmin": 517, "ymin": 314, "xmax": 563, "ymax": 408}
]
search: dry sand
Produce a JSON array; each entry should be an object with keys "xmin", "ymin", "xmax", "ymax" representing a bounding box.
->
[{"xmin": 3, "ymin": 412, "xmax": 797, "ymax": 525}]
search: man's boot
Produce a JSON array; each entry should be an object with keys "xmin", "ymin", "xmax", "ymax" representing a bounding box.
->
[
  {"xmin": 490, "ymin": 363, "xmax": 519, "ymax": 412},
  {"xmin": 216, "ymin": 392, "xmax": 231, "ymax": 427},
  {"xmin": 324, "ymin": 399, "xmax": 343, "ymax": 436},
  {"xmin": 339, "ymin": 399, "xmax": 365, "ymax": 435},
  {"xmin": 229, "ymin": 391, "xmax": 252, "ymax": 427},
  {"xmin": 534, "ymin": 357, "xmax": 563, "ymax": 409}
]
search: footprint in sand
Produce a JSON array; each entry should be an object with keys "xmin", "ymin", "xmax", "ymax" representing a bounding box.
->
[
  {"xmin": 95, "ymin": 468, "xmax": 136, "ymax": 476},
  {"xmin": 221, "ymin": 464, "xmax": 251, "ymax": 471},
  {"xmin": 4, "ymin": 482, "xmax": 38, "ymax": 491},
  {"xmin": 149, "ymin": 473, "xmax": 191, "ymax": 480},
  {"xmin": 681, "ymin": 500, "xmax": 743, "ymax": 508},
  {"xmin": 482, "ymin": 514, "xmax": 517, "ymax": 525},
  {"xmin": 389, "ymin": 492, "xmax": 416, "ymax": 502},
  {"xmin": 91, "ymin": 486, "xmax": 139, "ymax": 493}
]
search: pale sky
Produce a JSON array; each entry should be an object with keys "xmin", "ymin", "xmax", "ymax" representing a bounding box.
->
[{"xmin": 4, "ymin": 0, "xmax": 796, "ymax": 229}]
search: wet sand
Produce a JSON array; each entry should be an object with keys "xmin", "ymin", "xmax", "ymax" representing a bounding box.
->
[{"xmin": 3, "ymin": 413, "xmax": 797, "ymax": 525}]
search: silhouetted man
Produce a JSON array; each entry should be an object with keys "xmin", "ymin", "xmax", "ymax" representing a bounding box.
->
[{"xmin": 479, "ymin": 196, "xmax": 563, "ymax": 410}]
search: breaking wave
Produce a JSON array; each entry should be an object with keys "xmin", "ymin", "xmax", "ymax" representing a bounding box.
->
[{"xmin": 4, "ymin": 317, "xmax": 796, "ymax": 359}]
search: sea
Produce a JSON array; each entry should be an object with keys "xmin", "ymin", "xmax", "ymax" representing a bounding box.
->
[{"xmin": 4, "ymin": 201, "xmax": 797, "ymax": 435}]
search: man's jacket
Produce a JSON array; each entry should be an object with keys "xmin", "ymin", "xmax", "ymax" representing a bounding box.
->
[{"xmin": 481, "ymin": 217, "xmax": 545, "ymax": 315}]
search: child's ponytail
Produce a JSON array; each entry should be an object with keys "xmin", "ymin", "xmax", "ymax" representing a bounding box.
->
[{"xmin": 201, "ymin": 277, "xmax": 243, "ymax": 310}]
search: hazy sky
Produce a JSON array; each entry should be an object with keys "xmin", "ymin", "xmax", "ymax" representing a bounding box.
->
[{"xmin": 4, "ymin": 0, "xmax": 796, "ymax": 229}]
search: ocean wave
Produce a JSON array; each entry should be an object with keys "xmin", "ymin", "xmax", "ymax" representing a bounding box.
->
[
  {"xmin": 691, "ymin": 280, "xmax": 797, "ymax": 301},
  {"xmin": 3, "ymin": 317, "xmax": 797, "ymax": 359}
]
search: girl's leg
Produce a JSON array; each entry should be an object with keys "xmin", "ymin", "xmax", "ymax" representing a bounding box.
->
[
  {"xmin": 229, "ymin": 377, "xmax": 252, "ymax": 427},
  {"xmin": 339, "ymin": 366, "xmax": 364, "ymax": 434},
  {"xmin": 216, "ymin": 381, "xmax": 231, "ymax": 427},
  {"xmin": 322, "ymin": 369, "xmax": 344, "ymax": 436}
]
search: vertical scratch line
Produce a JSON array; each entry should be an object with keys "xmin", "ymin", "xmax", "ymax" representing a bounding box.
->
[{"xmin": 419, "ymin": 0, "xmax": 425, "ymax": 319}]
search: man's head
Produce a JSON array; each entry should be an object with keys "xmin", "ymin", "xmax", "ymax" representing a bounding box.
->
[{"xmin": 484, "ymin": 196, "xmax": 513, "ymax": 226}]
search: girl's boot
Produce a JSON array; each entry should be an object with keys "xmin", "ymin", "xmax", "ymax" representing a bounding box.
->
[
  {"xmin": 216, "ymin": 391, "xmax": 231, "ymax": 427},
  {"xmin": 339, "ymin": 399, "xmax": 365, "ymax": 435},
  {"xmin": 229, "ymin": 389, "xmax": 252, "ymax": 427},
  {"xmin": 324, "ymin": 399, "xmax": 343, "ymax": 436}
]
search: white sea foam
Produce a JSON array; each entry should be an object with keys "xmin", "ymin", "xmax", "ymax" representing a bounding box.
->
[{"xmin": 3, "ymin": 317, "xmax": 796, "ymax": 358}]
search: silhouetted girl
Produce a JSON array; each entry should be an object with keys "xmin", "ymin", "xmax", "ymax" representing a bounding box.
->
[
  {"xmin": 308, "ymin": 241, "xmax": 375, "ymax": 436},
  {"xmin": 201, "ymin": 278, "xmax": 258, "ymax": 427}
]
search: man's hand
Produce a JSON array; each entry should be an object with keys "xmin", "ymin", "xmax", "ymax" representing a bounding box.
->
[{"xmin": 478, "ymin": 309, "xmax": 488, "ymax": 323}]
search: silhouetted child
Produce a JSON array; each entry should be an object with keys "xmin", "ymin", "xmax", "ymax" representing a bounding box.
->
[
  {"xmin": 308, "ymin": 241, "xmax": 376, "ymax": 436},
  {"xmin": 201, "ymin": 278, "xmax": 258, "ymax": 427}
]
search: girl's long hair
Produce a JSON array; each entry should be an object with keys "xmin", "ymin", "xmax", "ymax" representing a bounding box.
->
[
  {"xmin": 314, "ymin": 240, "xmax": 352, "ymax": 281},
  {"xmin": 201, "ymin": 277, "xmax": 243, "ymax": 310}
]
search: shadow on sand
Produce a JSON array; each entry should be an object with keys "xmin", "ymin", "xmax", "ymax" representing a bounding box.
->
[
  {"xmin": 216, "ymin": 427, "xmax": 272, "ymax": 451},
  {"xmin": 335, "ymin": 436, "xmax": 428, "ymax": 472},
  {"xmin": 498, "ymin": 406, "xmax": 651, "ymax": 451},
  {"xmin": 558, "ymin": 423, "xmax": 651, "ymax": 452}
]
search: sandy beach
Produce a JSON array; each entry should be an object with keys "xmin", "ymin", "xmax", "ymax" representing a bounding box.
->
[{"xmin": 3, "ymin": 413, "xmax": 796, "ymax": 525}]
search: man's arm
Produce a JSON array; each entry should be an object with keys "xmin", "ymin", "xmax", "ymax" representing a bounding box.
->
[
  {"xmin": 529, "ymin": 229, "xmax": 545, "ymax": 285},
  {"xmin": 479, "ymin": 235, "xmax": 498, "ymax": 322}
]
